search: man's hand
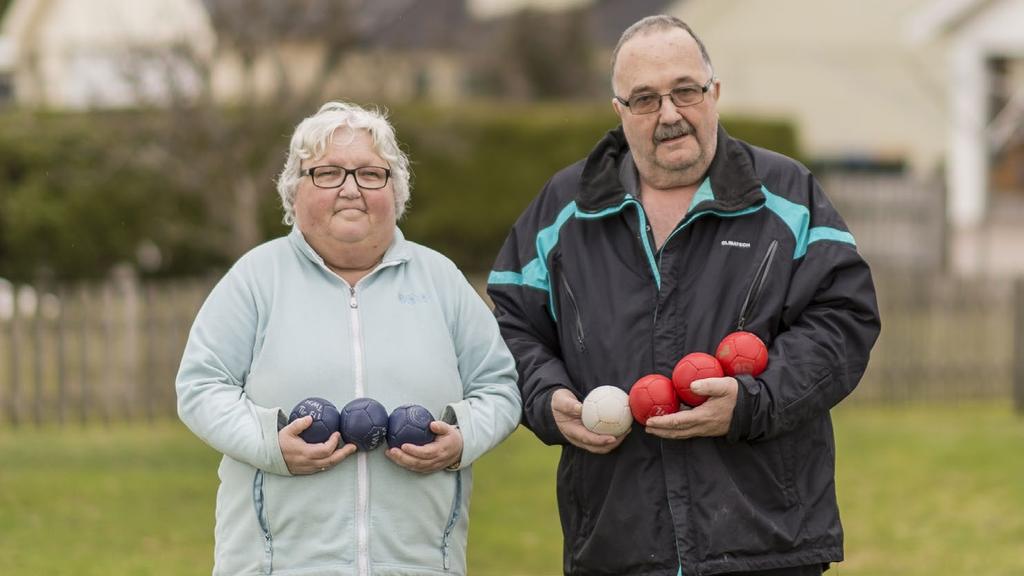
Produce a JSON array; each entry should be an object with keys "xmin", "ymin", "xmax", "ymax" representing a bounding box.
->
[
  {"xmin": 279, "ymin": 415, "xmax": 357, "ymax": 475},
  {"xmin": 386, "ymin": 421, "xmax": 464, "ymax": 473},
  {"xmin": 552, "ymin": 388, "xmax": 629, "ymax": 454},
  {"xmin": 645, "ymin": 377, "xmax": 738, "ymax": 439}
]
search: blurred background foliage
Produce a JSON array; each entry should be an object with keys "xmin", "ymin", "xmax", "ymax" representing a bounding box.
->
[{"xmin": 0, "ymin": 104, "xmax": 799, "ymax": 282}]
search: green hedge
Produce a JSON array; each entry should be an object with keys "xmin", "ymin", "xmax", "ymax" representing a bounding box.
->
[
  {"xmin": 0, "ymin": 111, "xmax": 222, "ymax": 281},
  {"xmin": 0, "ymin": 104, "xmax": 801, "ymax": 281}
]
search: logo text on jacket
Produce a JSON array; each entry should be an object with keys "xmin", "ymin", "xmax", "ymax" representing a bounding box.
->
[{"xmin": 721, "ymin": 240, "xmax": 751, "ymax": 248}]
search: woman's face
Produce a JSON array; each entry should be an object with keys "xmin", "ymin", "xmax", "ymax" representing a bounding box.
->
[{"xmin": 294, "ymin": 128, "xmax": 396, "ymax": 260}]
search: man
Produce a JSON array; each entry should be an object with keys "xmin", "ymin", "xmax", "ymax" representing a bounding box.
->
[{"xmin": 487, "ymin": 15, "xmax": 881, "ymax": 576}]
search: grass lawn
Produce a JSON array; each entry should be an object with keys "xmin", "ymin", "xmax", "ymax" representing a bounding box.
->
[
  {"xmin": 833, "ymin": 402, "xmax": 1024, "ymax": 576},
  {"xmin": 1, "ymin": 403, "xmax": 1022, "ymax": 575}
]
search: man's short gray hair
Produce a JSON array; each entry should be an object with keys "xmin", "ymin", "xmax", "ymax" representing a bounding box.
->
[
  {"xmin": 610, "ymin": 15, "xmax": 714, "ymax": 87},
  {"xmin": 276, "ymin": 101, "xmax": 411, "ymax": 225}
]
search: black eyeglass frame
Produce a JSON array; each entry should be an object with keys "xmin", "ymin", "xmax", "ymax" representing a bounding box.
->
[
  {"xmin": 302, "ymin": 165, "xmax": 392, "ymax": 190},
  {"xmin": 614, "ymin": 76, "xmax": 716, "ymax": 115}
]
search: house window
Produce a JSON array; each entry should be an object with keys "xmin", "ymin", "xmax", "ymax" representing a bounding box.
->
[
  {"xmin": 0, "ymin": 73, "xmax": 13, "ymax": 104},
  {"xmin": 988, "ymin": 56, "xmax": 1024, "ymax": 198},
  {"xmin": 414, "ymin": 68, "xmax": 430, "ymax": 100}
]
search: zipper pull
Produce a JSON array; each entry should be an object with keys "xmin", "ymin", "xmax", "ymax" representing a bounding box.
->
[{"xmin": 736, "ymin": 239, "xmax": 779, "ymax": 330}]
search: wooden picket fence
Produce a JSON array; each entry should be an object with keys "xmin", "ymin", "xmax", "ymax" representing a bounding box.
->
[
  {"xmin": 0, "ymin": 264, "xmax": 1022, "ymax": 428},
  {"xmin": 821, "ymin": 172, "xmax": 948, "ymax": 273},
  {"xmin": 0, "ymin": 271, "xmax": 212, "ymax": 427},
  {"xmin": 856, "ymin": 269, "xmax": 1017, "ymax": 404}
]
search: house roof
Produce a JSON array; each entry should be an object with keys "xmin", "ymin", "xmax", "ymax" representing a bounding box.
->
[
  {"xmin": 200, "ymin": 0, "xmax": 471, "ymax": 52},
  {"xmin": 587, "ymin": 0, "xmax": 675, "ymax": 47},
  {"xmin": 364, "ymin": 0, "xmax": 471, "ymax": 50}
]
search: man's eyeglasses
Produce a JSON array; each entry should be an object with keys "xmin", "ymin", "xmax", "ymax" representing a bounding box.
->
[
  {"xmin": 303, "ymin": 166, "xmax": 391, "ymax": 189},
  {"xmin": 615, "ymin": 77, "xmax": 715, "ymax": 115}
]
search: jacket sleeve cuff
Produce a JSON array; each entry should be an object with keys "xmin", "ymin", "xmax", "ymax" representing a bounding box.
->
[
  {"xmin": 527, "ymin": 388, "xmax": 570, "ymax": 446},
  {"xmin": 255, "ymin": 405, "xmax": 293, "ymax": 476},
  {"xmin": 440, "ymin": 403, "xmax": 468, "ymax": 470},
  {"xmin": 727, "ymin": 374, "xmax": 757, "ymax": 443}
]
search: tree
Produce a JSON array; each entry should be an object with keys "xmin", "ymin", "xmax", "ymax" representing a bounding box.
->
[
  {"xmin": 131, "ymin": 0, "xmax": 363, "ymax": 261},
  {"xmin": 474, "ymin": 7, "xmax": 597, "ymax": 101}
]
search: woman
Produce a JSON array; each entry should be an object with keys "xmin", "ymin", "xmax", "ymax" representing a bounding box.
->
[{"xmin": 176, "ymin": 101, "xmax": 521, "ymax": 576}]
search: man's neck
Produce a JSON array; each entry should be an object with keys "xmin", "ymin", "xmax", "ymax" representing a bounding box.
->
[{"xmin": 639, "ymin": 179, "xmax": 701, "ymax": 250}]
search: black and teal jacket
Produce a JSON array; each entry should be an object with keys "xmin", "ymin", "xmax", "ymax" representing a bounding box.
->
[{"xmin": 487, "ymin": 125, "xmax": 881, "ymax": 576}]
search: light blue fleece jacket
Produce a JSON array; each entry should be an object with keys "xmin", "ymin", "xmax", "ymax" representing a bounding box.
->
[{"xmin": 176, "ymin": 227, "xmax": 521, "ymax": 576}]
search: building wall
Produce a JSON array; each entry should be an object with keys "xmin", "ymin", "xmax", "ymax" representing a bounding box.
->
[
  {"xmin": 668, "ymin": 0, "xmax": 947, "ymax": 176},
  {"xmin": 944, "ymin": 0, "xmax": 1024, "ymax": 275},
  {"xmin": 1, "ymin": 0, "xmax": 466, "ymax": 109},
  {"xmin": 947, "ymin": 0, "xmax": 1024, "ymax": 227},
  {"xmin": 208, "ymin": 43, "xmax": 464, "ymax": 106},
  {"xmin": 4, "ymin": 0, "xmax": 213, "ymax": 108}
]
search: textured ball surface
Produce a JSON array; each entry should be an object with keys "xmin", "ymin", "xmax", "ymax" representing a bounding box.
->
[
  {"xmin": 671, "ymin": 352, "xmax": 724, "ymax": 407},
  {"xmin": 340, "ymin": 397, "xmax": 389, "ymax": 451},
  {"xmin": 716, "ymin": 331, "xmax": 769, "ymax": 376},
  {"xmin": 628, "ymin": 374, "xmax": 678, "ymax": 426},
  {"xmin": 288, "ymin": 397, "xmax": 341, "ymax": 444},
  {"xmin": 386, "ymin": 404, "xmax": 436, "ymax": 448},
  {"xmin": 581, "ymin": 386, "xmax": 633, "ymax": 436}
]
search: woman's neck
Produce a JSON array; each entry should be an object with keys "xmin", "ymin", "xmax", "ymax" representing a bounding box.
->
[
  {"xmin": 325, "ymin": 245, "xmax": 387, "ymax": 286},
  {"xmin": 300, "ymin": 227, "xmax": 394, "ymax": 286},
  {"xmin": 331, "ymin": 262, "xmax": 379, "ymax": 287}
]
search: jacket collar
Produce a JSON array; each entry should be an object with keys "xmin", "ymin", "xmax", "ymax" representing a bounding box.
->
[
  {"xmin": 288, "ymin": 225, "xmax": 412, "ymax": 271},
  {"xmin": 578, "ymin": 124, "xmax": 764, "ymax": 214}
]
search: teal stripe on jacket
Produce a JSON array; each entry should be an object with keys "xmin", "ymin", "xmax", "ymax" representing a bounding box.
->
[{"xmin": 761, "ymin": 185, "xmax": 855, "ymax": 258}]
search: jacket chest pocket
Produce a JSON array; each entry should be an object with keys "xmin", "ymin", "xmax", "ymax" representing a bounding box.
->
[
  {"xmin": 551, "ymin": 256, "xmax": 586, "ymax": 355},
  {"xmin": 737, "ymin": 239, "xmax": 779, "ymax": 332},
  {"xmin": 557, "ymin": 274, "xmax": 586, "ymax": 354},
  {"xmin": 724, "ymin": 238, "xmax": 787, "ymax": 345}
]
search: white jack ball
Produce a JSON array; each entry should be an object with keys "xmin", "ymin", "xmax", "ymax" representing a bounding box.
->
[{"xmin": 581, "ymin": 385, "xmax": 633, "ymax": 436}]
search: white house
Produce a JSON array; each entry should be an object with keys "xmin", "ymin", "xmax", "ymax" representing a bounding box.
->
[
  {"xmin": 908, "ymin": 0, "xmax": 1024, "ymax": 274},
  {"xmin": 0, "ymin": 0, "xmax": 478, "ymax": 108},
  {"xmin": 667, "ymin": 0, "xmax": 946, "ymax": 176},
  {"xmin": 0, "ymin": 0, "xmax": 214, "ymax": 109}
]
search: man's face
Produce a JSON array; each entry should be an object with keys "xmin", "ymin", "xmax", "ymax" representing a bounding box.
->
[{"xmin": 612, "ymin": 27, "xmax": 720, "ymax": 188}]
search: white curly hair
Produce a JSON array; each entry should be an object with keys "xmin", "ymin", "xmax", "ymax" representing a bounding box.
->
[{"xmin": 276, "ymin": 101, "xmax": 411, "ymax": 225}]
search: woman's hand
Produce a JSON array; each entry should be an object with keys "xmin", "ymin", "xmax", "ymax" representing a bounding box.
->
[
  {"xmin": 385, "ymin": 421, "xmax": 463, "ymax": 473},
  {"xmin": 279, "ymin": 415, "xmax": 357, "ymax": 475}
]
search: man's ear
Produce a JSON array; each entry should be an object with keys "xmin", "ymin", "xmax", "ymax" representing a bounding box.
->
[{"xmin": 612, "ymin": 97, "xmax": 625, "ymax": 120}]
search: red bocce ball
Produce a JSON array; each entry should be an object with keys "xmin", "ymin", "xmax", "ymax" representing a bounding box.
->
[
  {"xmin": 715, "ymin": 331, "xmax": 769, "ymax": 377},
  {"xmin": 671, "ymin": 352, "xmax": 724, "ymax": 407},
  {"xmin": 628, "ymin": 374, "xmax": 678, "ymax": 425}
]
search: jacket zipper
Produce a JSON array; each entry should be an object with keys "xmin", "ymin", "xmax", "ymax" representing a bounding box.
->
[
  {"xmin": 559, "ymin": 275, "xmax": 586, "ymax": 352},
  {"xmin": 441, "ymin": 470, "xmax": 463, "ymax": 569},
  {"xmin": 349, "ymin": 286, "xmax": 371, "ymax": 576},
  {"xmin": 736, "ymin": 239, "xmax": 779, "ymax": 331},
  {"xmin": 252, "ymin": 469, "xmax": 274, "ymax": 574}
]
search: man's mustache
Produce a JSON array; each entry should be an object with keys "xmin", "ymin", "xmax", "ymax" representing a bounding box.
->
[{"xmin": 654, "ymin": 122, "xmax": 694, "ymax": 143}]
